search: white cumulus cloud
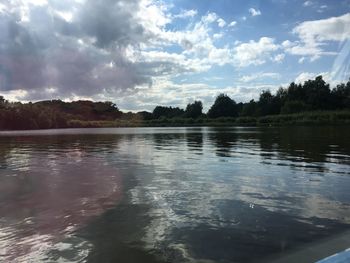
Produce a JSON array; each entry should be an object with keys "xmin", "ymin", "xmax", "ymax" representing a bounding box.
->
[
  {"xmin": 228, "ymin": 21, "xmax": 237, "ymax": 27},
  {"xmin": 217, "ymin": 18, "xmax": 226, "ymax": 28},
  {"xmin": 249, "ymin": 8, "xmax": 261, "ymax": 17},
  {"xmin": 273, "ymin": 53, "xmax": 285, "ymax": 63},
  {"xmin": 234, "ymin": 37, "xmax": 280, "ymax": 67},
  {"xmin": 293, "ymin": 13, "xmax": 350, "ymax": 43},
  {"xmin": 174, "ymin": 9, "xmax": 197, "ymax": 19}
]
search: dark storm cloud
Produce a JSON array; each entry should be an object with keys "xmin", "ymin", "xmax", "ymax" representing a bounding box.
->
[
  {"xmin": 0, "ymin": 0, "xmax": 154, "ymax": 100},
  {"xmin": 78, "ymin": 0, "xmax": 146, "ymax": 48},
  {"xmin": 0, "ymin": 11, "xmax": 48, "ymax": 92},
  {"xmin": 32, "ymin": 45, "xmax": 150, "ymax": 99}
]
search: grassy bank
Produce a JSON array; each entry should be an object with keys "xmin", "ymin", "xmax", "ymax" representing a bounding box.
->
[{"xmin": 65, "ymin": 110, "xmax": 350, "ymax": 128}]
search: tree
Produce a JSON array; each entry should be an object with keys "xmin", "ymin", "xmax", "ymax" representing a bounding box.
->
[
  {"xmin": 207, "ymin": 94, "xmax": 238, "ymax": 118},
  {"xmin": 287, "ymin": 82, "xmax": 304, "ymax": 102},
  {"xmin": 280, "ymin": 100, "xmax": 310, "ymax": 114},
  {"xmin": 137, "ymin": 111, "xmax": 153, "ymax": 120},
  {"xmin": 152, "ymin": 106, "xmax": 184, "ymax": 119},
  {"xmin": 276, "ymin": 87, "xmax": 288, "ymax": 105},
  {"xmin": 185, "ymin": 101, "xmax": 203, "ymax": 118},
  {"xmin": 241, "ymin": 100, "xmax": 258, "ymax": 116},
  {"xmin": 257, "ymin": 90, "xmax": 282, "ymax": 115},
  {"xmin": 93, "ymin": 101, "xmax": 122, "ymax": 119},
  {"xmin": 303, "ymin": 75, "xmax": 331, "ymax": 110},
  {"xmin": 0, "ymin": 96, "xmax": 6, "ymax": 109},
  {"xmin": 331, "ymin": 79, "xmax": 350, "ymax": 109}
]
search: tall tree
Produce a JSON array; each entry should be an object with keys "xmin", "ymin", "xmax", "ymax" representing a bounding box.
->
[
  {"xmin": 185, "ymin": 101, "xmax": 203, "ymax": 118},
  {"xmin": 207, "ymin": 94, "xmax": 238, "ymax": 118},
  {"xmin": 287, "ymin": 82, "xmax": 304, "ymax": 102},
  {"xmin": 331, "ymin": 79, "xmax": 350, "ymax": 109},
  {"xmin": 258, "ymin": 90, "xmax": 281, "ymax": 115},
  {"xmin": 303, "ymin": 75, "xmax": 331, "ymax": 109}
]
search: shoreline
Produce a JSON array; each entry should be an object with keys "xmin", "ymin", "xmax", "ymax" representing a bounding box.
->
[
  {"xmin": 1, "ymin": 111, "xmax": 350, "ymax": 131},
  {"xmin": 35, "ymin": 110, "xmax": 350, "ymax": 129}
]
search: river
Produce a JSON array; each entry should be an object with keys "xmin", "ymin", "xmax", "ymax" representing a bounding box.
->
[{"xmin": 0, "ymin": 127, "xmax": 349, "ymax": 262}]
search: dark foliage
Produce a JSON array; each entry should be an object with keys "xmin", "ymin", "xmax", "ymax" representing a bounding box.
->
[
  {"xmin": 185, "ymin": 101, "xmax": 203, "ymax": 118},
  {"xmin": 0, "ymin": 98, "xmax": 122, "ymax": 130},
  {"xmin": 207, "ymin": 94, "xmax": 238, "ymax": 118},
  {"xmin": 136, "ymin": 111, "xmax": 153, "ymax": 120},
  {"xmin": 240, "ymin": 76, "xmax": 350, "ymax": 117},
  {"xmin": 152, "ymin": 106, "xmax": 185, "ymax": 119}
]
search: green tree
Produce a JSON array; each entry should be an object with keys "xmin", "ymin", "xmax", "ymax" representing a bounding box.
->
[
  {"xmin": 257, "ymin": 90, "xmax": 281, "ymax": 115},
  {"xmin": 303, "ymin": 75, "xmax": 331, "ymax": 110},
  {"xmin": 280, "ymin": 100, "xmax": 310, "ymax": 114},
  {"xmin": 207, "ymin": 94, "xmax": 238, "ymax": 118},
  {"xmin": 241, "ymin": 99, "xmax": 258, "ymax": 116},
  {"xmin": 185, "ymin": 101, "xmax": 203, "ymax": 118},
  {"xmin": 152, "ymin": 106, "xmax": 184, "ymax": 119},
  {"xmin": 331, "ymin": 79, "xmax": 350, "ymax": 109},
  {"xmin": 287, "ymin": 82, "xmax": 304, "ymax": 102},
  {"xmin": 137, "ymin": 111, "xmax": 153, "ymax": 120}
]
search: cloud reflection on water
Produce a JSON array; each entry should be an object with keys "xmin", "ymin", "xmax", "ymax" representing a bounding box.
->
[{"xmin": 0, "ymin": 127, "xmax": 349, "ymax": 262}]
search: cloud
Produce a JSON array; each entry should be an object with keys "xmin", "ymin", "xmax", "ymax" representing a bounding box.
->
[
  {"xmin": 1, "ymin": 0, "xmax": 228, "ymax": 103},
  {"xmin": 240, "ymin": 72, "xmax": 281, "ymax": 83},
  {"xmin": 228, "ymin": 21, "xmax": 237, "ymax": 27},
  {"xmin": 0, "ymin": 0, "xmax": 159, "ymax": 101},
  {"xmin": 213, "ymin": 33, "xmax": 223, "ymax": 39},
  {"xmin": 293, "ymin": 13, "xmax": 350, "ymax": 43},
  {"xmin": 233, "ymin": 37, "xmax": 280, "ymax": 67},
  {"xmin": 0, "ymin": 1, "xmax": 346, "ymax": 110},
  {"xmin": 0, "ymin": 1, "xmax": 233, "ymax": 102},
  {"xmin": 202, "ymin": 12, "xmax": 218, "ymax": 24},
  {"xmin": 78, "ymin": 0, "xmax": 148, "ymax": 48},
  {"xmin": 317, "ymin": 5, "xmax": 328, "ymax": 13},
  {"xmin": 174, "ymin": 9, "xmax": 197, "ymax": 19},
  {"xmin": 217, "ymin": 18, "xmax": 226, "ymax": 28},
  {"xmin": 249, "ymin": 8, "xmax": 261, "ymax": 17},
  {"xmin": 303, "ymin": 1, "xmax": 328, "ymax": 13},
  {"xmin": 136, "ymin": 50, "xmax": 204, "ymax": 76},
  {"xmin": 284, "ymin": 13, "xmax": 350, "ymax": 61},
  {"xmin": 295, "ymin": 72, "xmax": 317, "ymax": 83},
  {"xmin": 294, "ymin": 71, "xmax": 337, "ymax": 85},
  {"xmin": 282, "ymin": 40, "xmax": 293, "ymax": 48},
  {"xmin": 153, "ymin": 12, "xmax": 235, "ymax": 69},
  {"xmin": 273, "ymin": 53, "xmax": 285, "ymax": 63},
  {"xmin": 303, "ymin": 1, "xmax": 313, "ymax": 7}
]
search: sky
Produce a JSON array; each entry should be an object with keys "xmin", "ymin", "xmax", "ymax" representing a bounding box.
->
[{"xmin": 0, "ymin": 0, "xmax": 349, "ymax": 112}]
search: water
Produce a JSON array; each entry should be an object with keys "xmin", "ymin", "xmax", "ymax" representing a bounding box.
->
[{"xmin": 0, "ymin": 126, "xmax": 349, "ymax": 263}]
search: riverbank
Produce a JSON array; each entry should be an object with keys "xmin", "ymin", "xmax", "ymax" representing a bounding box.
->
[{"xmin": 65, "ymin": 111, "xmax": 350, "ymax": 128}]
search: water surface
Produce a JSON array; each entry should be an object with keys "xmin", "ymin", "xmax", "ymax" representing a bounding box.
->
[{"xmin": 0, "ymin": 127, "xmax": 350, "ymax": 262}]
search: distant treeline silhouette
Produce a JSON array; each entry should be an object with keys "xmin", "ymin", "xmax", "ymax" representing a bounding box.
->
[{"xmin": 0, "ymin": 75, "xmax": 349, "ymax": 130}]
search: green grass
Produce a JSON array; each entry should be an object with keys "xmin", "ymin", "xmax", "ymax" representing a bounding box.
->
[{"xmin": 257, "ymin": 111, "xmax": 350, "ymax": 126}]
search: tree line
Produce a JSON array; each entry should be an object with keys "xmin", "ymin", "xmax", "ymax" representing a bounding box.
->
[
  {"xmin": 143, "ymin": 75, "xmax": 350, "ymax": 119},
  {"xmin": 0, "ymin": 75, "xmax": 349, "ymax": 130},
  {"xmin": 0, "ymin": 99, "xmax": 122, "ymax": 130}
]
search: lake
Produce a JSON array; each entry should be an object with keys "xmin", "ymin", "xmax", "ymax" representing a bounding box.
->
[{"xmin": 0, "ymin": 127, "xmax": 349, "ymax": 262}]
